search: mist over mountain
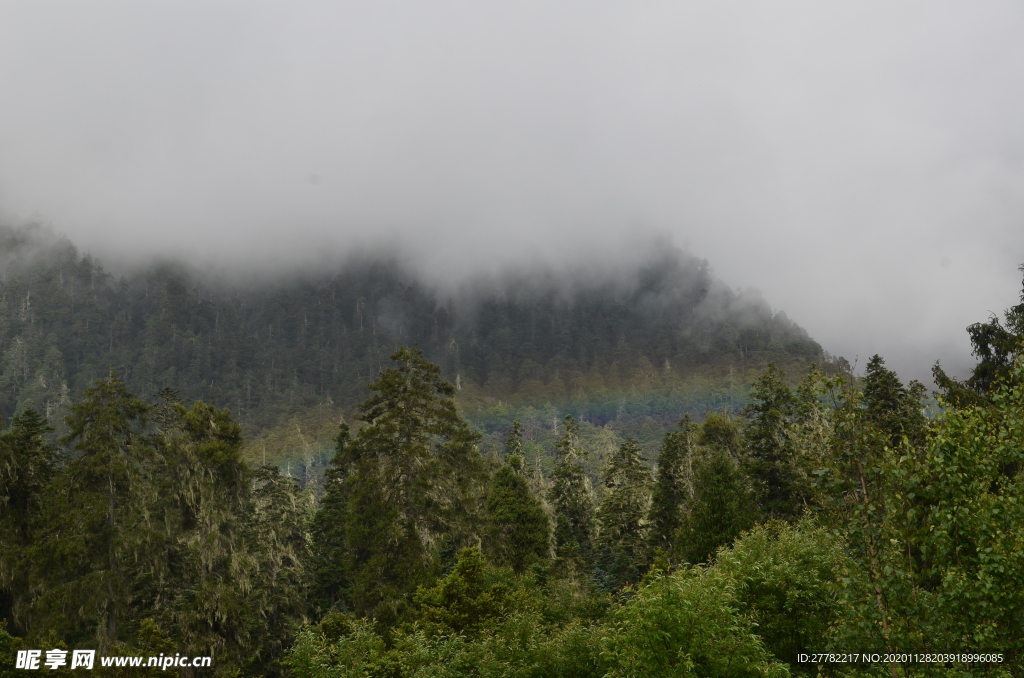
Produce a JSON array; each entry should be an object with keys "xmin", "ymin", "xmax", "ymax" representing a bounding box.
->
[{"xmin": 0, "ymin": 223, "xmax": 822, "ymax": 446}]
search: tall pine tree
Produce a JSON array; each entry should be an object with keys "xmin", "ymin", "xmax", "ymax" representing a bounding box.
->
[
  {"xmin": 595, "ymin": 438, "xmax": 651, "ymax": 589},
  {"xmin": 482, "ymin": 421, "xmax": 551, "ymax": 572},
  {"xmin": 27, "ymin": 371, "xmax": 152, "ymax": 646},
  {"xmin": 744, "ymin": 364, "xmax": 803, "ymax": 519},
  {"xmin": 310, "ymin": 347, "xmax": 486, "ymax": 623},
  {"xmin": 548, "ymin": 415, "xmax": 595, "ymax": 563},
  {"xmin": 0, "ymin": 409, "xmax": 57, "ymax": 635},
  {"xmin": 677, "ymin": 436, "xmax": 757, "ymax": 564},
  {"xmin": 647, "ymin": 417, "xmax": 695, "ymax": 557}
]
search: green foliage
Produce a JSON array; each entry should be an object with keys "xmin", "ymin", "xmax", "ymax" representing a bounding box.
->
[
  {"xmin": 934, "ymin": 265, "xmax": 1024, "ymax": 407},
  {"xmin": 862, "ymin": 354, "xmax": 927, "ymax": 446},
  {"xmin": 0, "ymin": 409, "xmax": 56, "ymax": 633},
  {"xmin": 25, "ymin": 371, "xmax": 152, "ymax": 645},
  {"xmin": 309, "ymin": 423, "xmax": 352, "ymax": 613},
  {"xmin": 0, "ymin": 620, "xmax": 23, "ymax": 678},
  {"xmin": 6, "ymin": 377, "xmax": 307, "ymax": 676},
  {"xmin": 677, "ymin": 445, "xmax": 757, "ymax": 564},
  {"xmin": 600, "ymin": 566, "xmax": 789, "ymax": 678},
  {"xmin": 151, "ymin": 397, "xmax": 253, "ymax": 673},
  {"xmin": 647, "ymin": 417, "xmax": 695, "ymax": 554},
  {"xmin": 413, "ymin": 547, "xmax": 512, "ymax": 638},
  {"xmin": 548, "ymin": 415, "xmax": 595, "ymax": 563},
  {"xmin": 822, "ymin": 357, "xmax": 1024, "ymax": 670},
  {"xmin": 286, "ymin": 611, "xmax": 605, "ymax": 678},
  {"xmin": 243, "ymin": 466, "xmax": 312, "ymax": 675},
  {"xmin": 715, "ymin": 520, "xmax": 847, "ymax": 676},
  {"xmin": 288, "ymin": 551, "xmax": 608, "ymax": 678},
  {"xmin": 594, "ymin": 438, "xmax": 651, "ymax": 589},
  {"xmin": 484, "ymin": 464, "xmax": 551, "ymax": 572},
  {"xmin": 284, "ymin": 617, "xmax": 387, "ymax": 678},
  {"xmin": 744, "ymin": 364, "xmax": 805, "ymax": 518},
  {"xmin": 310, "ymin": 347, "xmax": 487, "ymax": 623}
]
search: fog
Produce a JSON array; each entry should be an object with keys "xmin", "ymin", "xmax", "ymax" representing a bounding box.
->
[{"xmin": 1, "ymin": 1, "xmax": 1022, "ymax": 382}]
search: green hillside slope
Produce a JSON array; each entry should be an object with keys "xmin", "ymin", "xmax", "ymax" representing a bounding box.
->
[{"xmin": 0, "ymin": 224, "xmax": 827, "ymax": 470}]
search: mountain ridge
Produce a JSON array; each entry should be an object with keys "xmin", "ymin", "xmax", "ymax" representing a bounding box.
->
[{"xmin": 0, "ymin": 223, "xmax": 829, "ymax": 469}]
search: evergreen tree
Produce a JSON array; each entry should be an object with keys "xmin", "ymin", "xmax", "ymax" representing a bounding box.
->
[
  {"xmin": 413, "ymin": 547, "xmax": 511, "ymax": 638},
  {"xmin": 308, "ymin": 423, "xmax": 352, "ymax": 613},
  {"xmin": 698, "ymin": 412, "xmax": 744, "ymax": 456},
  {"xmin": 595, "ymin": 438, "xmax": 652, "ymax": 589},
  {"xmin": 153, "ymin": 397, "xmax": 253, "ymax": 672},
  {"xmin": 862, "ymin": 355, "xmax": 927, "ymax": 446},
  {"xmin": 0, "ymin": 409, "xmax": 56, "ymax": 633},
  {"xmin": 482, "ymin": 422, "xmax": 550, "ymax": 572},
  {"xmin": 647, "ymin": 417, "xmax": 695, "ymax": 556},
  {"xmin": 744, "ymin": 364, "xmax": 803, "ymax": 519},
  {"xmin": 504, "ymin": 419, "xmax": 525, "ymax": 463},
  {"xmin": 26, "ymin": 371, "xmax": 152, "ymax": 645},
  {"xmin": 310, "ymin": 347, "xmax": 486, "ymax": 623},
  {"xmin": 243, "ymin": 465, "xmax": 312, "ymax": 676},
  {"xmin": 548, "ymin": 415, "xmax": 595, "ymax": 563},
  {"xmin": 933, "ymin": 265, "xmax": 1024, "ymax": 406},
  {"xmin": 677, "ymin": 447, "xmax": 757, "ymax": 564},
  {"xmin": 662, "ymin": 413, "xmax": 758, "ymax": 565}
]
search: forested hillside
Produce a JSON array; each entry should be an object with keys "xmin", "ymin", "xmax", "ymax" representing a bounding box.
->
[
  {"xmin": 2, "ymin": 266, "xmax": 1023, "ymax": 677},
  {"xmin": 0, "ymin": 224, "xmax": 823, "ymax": 466}
]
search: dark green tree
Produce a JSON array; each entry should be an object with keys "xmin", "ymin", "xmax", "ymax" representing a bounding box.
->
[
  {"xmin": 698, "ymin": 412, "xmax": 744, "ymax": 456},
  {"xmin": 504, "ymin": 419, "xmax": 525, "ymax": 462},
  {"xmin": 308, "ymin": 423, "xmax": 352, "ymax": 614},
  {"xmin": 744, "ymin": 364, "xmax": 803, "ymax": 518},
  {"xmin": 0, "ymin": 409, "xmax": 56, "ymax": 633},
  {"xmin": 675, "ymin": 413, "xmax": 758, "ymax": 565},
  {"xmin": 243, "ymin": 466, "xmax": 312, "ymax": 676},
  {"xmin": 862, "ymin": 354, "xmax": 927, "ymax": 446},
  {"xmin": 678, "ymin": 445, "xmax": 757, "ymax": 565},
  {"xmin": 483, "ymin": 422, "xmax": 550, "ymax": 572},
  {"xmin": 310, "ymin": 347, "xmax": 486, "ymax": 623},
  {"xmin": 548, "ymin": 415, "xmax": 595, "ymax": 563},
  {"xmin": 147, "ymin": 397, "xmax": 253, "ymax": 672},
  {"xmin": 26, "ymin": 371, "xmax": 152, "ymax": 646},
  {"xmin": 595, "ymin": 438, "xmax": 652, "ymax": 589},
  {"xmin": 933, "ymin": 264, "xmax": 1024, "ymax": 407},
  {"xmin": 647, "ymin": 417, "xmax": 695, "ymax": 556},
  {"xmin": 413, "ymin": 547, "xmax": 511, "ymax": 638}
]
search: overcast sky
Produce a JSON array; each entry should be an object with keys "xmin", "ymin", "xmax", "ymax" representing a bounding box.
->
[{"xmin": 1, "ymin": 1, "xmax": 1022, "ymax": 382}]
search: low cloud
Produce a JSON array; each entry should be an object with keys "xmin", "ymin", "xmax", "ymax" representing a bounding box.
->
[{"xmin": 1, "ymin": 1, "xmax": 1022, "ymax": 382}]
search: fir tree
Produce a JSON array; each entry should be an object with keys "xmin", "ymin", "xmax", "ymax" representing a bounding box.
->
[
  {"xmin": 862, "ymin": 355, "xmax": 926, "ymax": 446},
  {"xmin": 308, "ymin": 423, "xmax": 352, "ymax": 613},
  {"xmin": 483, "ymin": 422, "xmax": 550, "ymax": 572},
  {"xmin": 0, "ymin": 409, "xmax": 56, "ymax": 633},
  {"xmin": 243, "ymin": 465, "xmax": 312, "ymax": 676},
  {"xmin": 310, "ymin": 347, "xmax": 486, "ymax": 623},
  {"xmin": 548, "ymin": 415, "xmax": 595, "ymax": 563},
  {"xmin": 595, "ymin": 438, "xmax": 652, "ymax": 589},
  {"xmin": 647, "ymin": 417, "xmax": 695, "ymax": 556},
  {"xmin": 677, "ymin": 447, "xmax": 757, "ymax": 564},
  {"xmin": 155, "ymin": 398, "xmax": 253, "ymax": 671},
  {"xmin": 27, "ymin": 371, "xmax": 152, "ymax": 645},
  {"xmin": 413, "ymin": 547, "xmax": 510, "ymax": 638},
  {"xmin": 744, "ymin": 364, "xmax": 802, "ymax": 519},
  {"xmin": 933, "ymin": 264, "xmax": 1024, "ymax": 407},
  {"xmin": 676, "ymin": 414, "xmax": 757, "ymax": 564}
]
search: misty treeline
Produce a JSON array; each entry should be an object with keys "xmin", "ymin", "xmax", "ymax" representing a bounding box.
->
[
  {"xmin": 2, "ymin": 269, "xmax": 1023, "ymax": 677},
  {"xmin": 0, "ymin": 224, "xmax": 819, "ymax": 447}
]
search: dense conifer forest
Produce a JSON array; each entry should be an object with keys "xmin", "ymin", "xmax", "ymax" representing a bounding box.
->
[
  {"xmin": 0, "ymin": 224, "xmax": 823, "ymax": 473},
  {"xmin": 2, "ymin": 223, "xmax": 1023, "ymax": 676}
]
